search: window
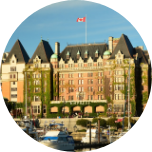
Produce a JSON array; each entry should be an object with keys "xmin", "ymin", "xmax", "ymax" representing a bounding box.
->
[
  {"xmin": 98, "ymin": 79, "xmax": 100, "ymax": 84},
  {"xmin": 88, "ymin": 73, "xmax": 93, "ymax": 77},
  {"xmin": 77, "ymin": 54, "xmax": 80, "ymax": 59},
  {"xmin": 88, "ymin": 87, "xmax": 93, "ymax": 92},
  {"xmin": 66, "ymin": 55, "xmax": 69, "ymax": 59},
  {"xmin": 85, "ymin": 54, "xmax": 88, "ymax": 58},
  {"xmin": 95, "ymin": 52, "xmax": 98, "ymax": 57},
  {"xmin": 68, "ymin": 80, "xmax": 74, "ymax": 85},
  {"xmin": 78, "ymin": 63, "xmax": 83, "ymax": 67},
  {"xmin": 10, "ymin": 75, "xmax": 12, "ymax": 79},
  {"xmin": 59, "ymin": 74, "xmax": 64, "ymax": 78},
  {"xmin": 32, "ymin": 106, "xmax": 40, "ymax": 114},
  {"xmin": 98, "ymin": 72, "xmax": 103, "ymax": 77},
  {"xmin": 78, "ymin": 73, "xmax": 83, "ymax": 77},
  {"xmin": 117, "ymin": 59, "xmax": 122, "ymax": 64},
  {"xmin": 98, "ymin": 86, "xmax": 103, "ymax": 91},
  {"xmin": 13, "ymin": 74, "xmax": 16, "ymax": 78},
  {"xmin": 68, "ymin": 64, "xmax": 74, "ymax": 68},
  {"xmin": 110, "ymin": 94, "xmax": 112, "ymax": 100},
  {"xmin": 12, "ymin": 60, "xmax": 14, "ymax": 63},
  {"xmin": 88, "ymin": 79, "xmax": 93, "ymax": 84},
  {"xmin": 35, "ymin": 96, "xmax": 40, "ymax": 101},
  {"xmin": 78, "ymin": 80, "xmax": 84, "ymax": 85},
  {"xmin": 98, "ymin": 95, "xmax": 103, "ymax": 100},
  {"xmin": 35, "ymin": 88, "xmax": 40, "ymax": 92},
  {"xmin": 78, "ymin": 87, "xmax": 83, "ymax": 92},
  {"xmin": 59, "ymin": 64, "xmax": 64, "ymax": 68},
  {"xmin": 60, "ymin": 96, "xmax": 64, "ymax": 101},
  {"xmin": 68, "ymin": 96, "xmax": 74, "ymax": 100},
  {"xmin": 13, "ymin": 82, "xmax": 15, "ymax": 85},
  {"xmin": 109, "ymin": 85, "xmax": 112, "ymax": 91},
  {"xmin": 88, "ymin": 63, "xmax": 92, "ymax": 67},
  {"xmin": 10, "ymin": 67, "xmax": 16, "ymax": 71},
  {"xmin": 11, "ymin": 94, "xmax": 17, "ymax": 98},
  {"xmin": 98, "ymin": 62, "xmax": 102, "ymax": 66},
  {"xmin": 114, "ymin": 104, "xmax": 123, "ymax": 112},
  {"xmin": 88, "ymin": 95, "xmax": 93, "ymax": 100},
  {"xmin": 11, "ymin": 88, "xmax": 17, "ymax": 91},
  {"xmin": 43, "ymin": 105, "xmax": 46, "ymax": 113},
  {"xmin": 59, "ymin": 88, "xmax": 65, "ymax": 93},
  {"xmin": 69, "ymin": 73, "xmax": 73, "ymax": 78},
  {"xmin": 69, "ymin": 87, "xmax": 74, "ymax": 93}
]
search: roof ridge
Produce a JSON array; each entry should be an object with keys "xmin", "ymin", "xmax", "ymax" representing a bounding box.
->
[
  {"xmin": 122, "ymin": 34, "xmax": 133, "ymax": 59},
  {"xmin": 42, "ymin": 40, "xmax": 49, "ymax": 63},
  {"xmin": 139, "ymin": 48, "xmax": 148, "ymax": 64},
  {"xmin": 17, "ymin": 40, "xmax": 25, "ymax": 62}
]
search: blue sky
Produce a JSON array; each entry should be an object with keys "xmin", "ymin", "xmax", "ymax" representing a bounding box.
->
[{"xmin": 4, "ymin": 0, "xmax": 146, "ymax": 58}]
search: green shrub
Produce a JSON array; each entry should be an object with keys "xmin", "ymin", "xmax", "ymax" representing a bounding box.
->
[
  {"xmin": 76, "ymin": 119, "xmax": 90, "ymax": 127},
  {"xmin": 92, "ymin": 118, "xmax": 107, "ymax": 127},
  {"xmin": 77, "ymin": 129, "xmax": 86, "ymax": 132},
  {"xmin": 106, "ymin": 117, "xmax": 117, "ymax": 127}
]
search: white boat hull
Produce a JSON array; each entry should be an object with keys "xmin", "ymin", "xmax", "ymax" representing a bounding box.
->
[
  {"xmin": 81, "ymin": 137, "xmax": 107, "ymax": 144},
  {"xmin": 40, "ymin": 140, "xmax": 74, "ymax": 151}
]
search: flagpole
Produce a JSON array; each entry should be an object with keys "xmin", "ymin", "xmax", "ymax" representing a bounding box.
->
[{"xmin": 85, "ymin": 15, "xmax": 87, "ymax": 44}]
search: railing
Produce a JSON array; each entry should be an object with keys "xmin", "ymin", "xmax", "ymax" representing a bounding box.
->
[
  {"xmin": 50, "ymin": 100, "xmax": 107, "ymax": 104},
  {"xmin": 58, "ymin": 66, "xmax": 104, "ymax": 71}
]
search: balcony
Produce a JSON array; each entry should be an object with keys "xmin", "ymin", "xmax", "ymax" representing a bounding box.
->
[{"xmin": 50, "ymin": 100, "xmax": 107, "ymax": 104}]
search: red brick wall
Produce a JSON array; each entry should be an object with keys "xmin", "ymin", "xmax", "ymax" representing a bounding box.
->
[{"xmin": 113, "ymin": 39, "xmax": 119, "ymax": 50}]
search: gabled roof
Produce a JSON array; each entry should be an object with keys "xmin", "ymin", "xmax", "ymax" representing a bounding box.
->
[
  {"xmin": 59, "ymin": 43, "xmax": 107, "ymax": 63},
  {"xmin": 28, "ymin": 40, "xmax": 54, "ymax": 63},
  {"xmin": 134, "ymin": 48, "xmax": 148, "ymax": 64},
  {"xmin": 5, "ymin": 39, "xmax": 30, "ymax": 63},
  {"xmin": 109, "ymin": 34, "xmax": 134, "ymax": 59}
]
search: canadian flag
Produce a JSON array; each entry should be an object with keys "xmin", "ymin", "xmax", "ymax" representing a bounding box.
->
[{"xmin": 77, "ymin": 17, "xmax": 86, "ymax": 22}]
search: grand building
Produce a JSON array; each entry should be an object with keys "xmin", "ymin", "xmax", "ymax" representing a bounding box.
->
[{"xmin": 1, "ymin": 34, "xmax": 151, "ymax": 117}]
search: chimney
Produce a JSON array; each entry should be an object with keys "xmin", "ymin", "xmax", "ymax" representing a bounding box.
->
[
  {"xmin": 148, "ymin": 55, "xmax": 151, "ymax": 65},
  {"xmin": 109, "ymin": 37, "xmax": 113, "ymax": 53},
  {"xmin": 138, "ymin": 46, "xmax": 143, "ymax": 50},
  {"xmin": 55, "ymin": 42, "xmax": 60, "ymax": 56}
]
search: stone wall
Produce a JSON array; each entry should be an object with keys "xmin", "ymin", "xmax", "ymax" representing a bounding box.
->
[{"xmin": 14, "ymin": 117, "xmax": 139, "ymax": 132}]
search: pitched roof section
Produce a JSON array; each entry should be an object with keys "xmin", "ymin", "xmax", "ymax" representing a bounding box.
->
[
  {"xmin": 29, "ymin": 40, "xmax": 54, "ymax": 63},
  {"xmin": 109, "ymin": 34, "xmax": 134, "ymax": 59},
  {"xmin": 59, "ymin": 43, "xmax": 107, "ymax": 63},
  {"xmin": 5, "ymin": 39, "xmax": 30, "ymax": 63},
  {"xmin": 134, "ymin": 48, "xmax": 148, "ymax": 64}
]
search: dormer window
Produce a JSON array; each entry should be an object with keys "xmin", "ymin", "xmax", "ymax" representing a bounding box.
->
[
  {"xmin": 117, "ymin": 59, "xmax": 122, "ymax": 64},
  {"xmin": 98, "ymin": 62, "xmax": 102, "ymax": 66},
  {"xmin": 84, "ymin": 51, "xmax": 88, "ymax": 58},
  {"xmin": 35, "ymin": 64, "xmax": 39, "ymax": 68},
  {"xmin": 77, "ymin": 50, "xmax": 80, "ymax": 59},
  {"xmin": 95, "ymin": 50, "xmax": 98, "ymax": 57},
  {"xmin": 12, "ymin": 60, "xmax": 14, "ymax": 63},
  {"xmin": 66, "ymin": 51, "xmax": 70, "ymax": 59}
]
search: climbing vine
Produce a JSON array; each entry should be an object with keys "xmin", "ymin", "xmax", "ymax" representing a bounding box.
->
[{"xmin": 23, "ymin": 67, "xmax": 51, "ymax": 118}]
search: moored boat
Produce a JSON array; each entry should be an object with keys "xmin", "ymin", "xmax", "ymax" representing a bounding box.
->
[{"xmin": 39, "ymin": 131, "xmax": 75, "ymax": 151}]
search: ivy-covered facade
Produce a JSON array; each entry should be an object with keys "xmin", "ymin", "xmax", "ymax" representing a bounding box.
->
[{"xmin": 2, "ymin": 34, "xmax": 150, "ymax": 118}]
